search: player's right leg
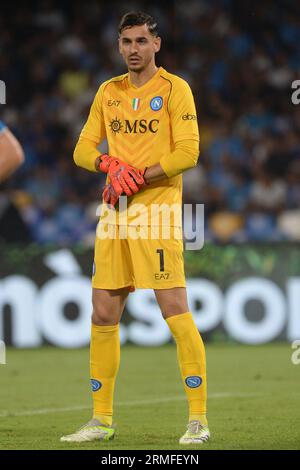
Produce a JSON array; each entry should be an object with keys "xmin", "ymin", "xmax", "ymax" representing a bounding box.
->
[
  {"xmin": 60, "ymin": 287, "xmax": 129, "ymax": 443},
  {"xmin": 61, "ymin": 224, "xmax": 133, "ymax": 443},
  {"xmin": 90, "ymin": 287, "xmax": 129, "ymax": 428}
]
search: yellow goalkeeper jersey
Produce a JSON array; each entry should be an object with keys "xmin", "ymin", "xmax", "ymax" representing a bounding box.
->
[{"xmin": 80, "ymin": 66, "xmax": 199, "ymax": 226}]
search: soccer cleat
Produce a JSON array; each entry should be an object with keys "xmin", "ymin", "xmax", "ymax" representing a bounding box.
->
[
  {"xmin": 60, "ymin": 418, "xmax": 115, "ymax": 443},
  {"xmin": 179, "ymin": 420, "xmax": 210, "ymax": 445}
]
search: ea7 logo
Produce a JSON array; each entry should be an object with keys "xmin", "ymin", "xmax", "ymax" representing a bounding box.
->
[
  {"xmin": 155, "ymin": 273, "xmax": 170, "ymax": 280},
  {"xmin": 124, "ymin": 119, "xmax": 159, "ymax": 134},
  {"xmin": 108, "ymin": 100, "xmax": 121, "ymax": 106}
]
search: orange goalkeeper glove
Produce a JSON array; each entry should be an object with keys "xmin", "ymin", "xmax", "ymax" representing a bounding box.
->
[
  {"xmin": 102, "ymin": 168, "xmax": 148, "ymax": 207},
  {"xmin": 102, "ymin": 183, "xmax": 120, "ymax": 207},
  {"xmin": 97, "ymin": 153, "xmax": 147, "ymax": 196}
]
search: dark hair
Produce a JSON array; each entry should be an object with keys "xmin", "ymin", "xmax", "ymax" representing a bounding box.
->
[{"xmin": 118, "ymin": 11, "xmax": 158, "ymax": 36}]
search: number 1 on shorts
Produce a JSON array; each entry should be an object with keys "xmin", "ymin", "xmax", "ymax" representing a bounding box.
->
[{"xmin": 156, "ymin": 249, "xmax": 165, "ymax": 272}]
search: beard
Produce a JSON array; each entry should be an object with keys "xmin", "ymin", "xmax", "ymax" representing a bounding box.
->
[
  {"xmin": 127, "ymin": 62, "xmax": 145, "ymax": 73},
  {"xmin": 127, "ymin": 55, "xmax": 153, "ymax": 73}
]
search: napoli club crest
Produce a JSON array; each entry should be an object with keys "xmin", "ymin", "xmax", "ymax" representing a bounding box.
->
[{"xmin": 150, "ymin": 96, "xmax": 163, "ymax": 111}]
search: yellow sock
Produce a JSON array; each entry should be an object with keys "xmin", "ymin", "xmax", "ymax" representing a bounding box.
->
[
  {"xmin": 90, "ymin": 323, "xmax": 120, "ymax": 427},
  {"xmin": 166, "ymin": 312, "xmax": 207, "ymax": 425}
]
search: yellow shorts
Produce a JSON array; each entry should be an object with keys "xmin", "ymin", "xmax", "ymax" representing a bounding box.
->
[{"xmin": 92, "ymin": 224, "xmax": 186, "ymax": 291}]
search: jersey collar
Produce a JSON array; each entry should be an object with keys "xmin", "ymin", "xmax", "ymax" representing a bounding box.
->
[{"xmin": 127, "ymin": 66, "xmax": 163, "ymax": 91}]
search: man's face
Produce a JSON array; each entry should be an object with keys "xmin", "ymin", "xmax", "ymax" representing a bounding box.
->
[{"xmin": 119, "ymin": 24, "xmax": 161, "ymax": 72}]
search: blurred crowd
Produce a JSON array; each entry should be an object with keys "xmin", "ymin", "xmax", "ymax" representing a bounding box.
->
[{"xmin": 1, "ymin": 0, "xmax": 300, "ymax": 244}]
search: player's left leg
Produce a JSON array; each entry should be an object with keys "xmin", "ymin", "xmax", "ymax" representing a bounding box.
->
[
  {"xmin": 155, "ymin": 287, "xmax": 210, "ymax": 444},
  {"xmin": 127, "ymin": 228, "xmax": 209, "ymax": 443}
]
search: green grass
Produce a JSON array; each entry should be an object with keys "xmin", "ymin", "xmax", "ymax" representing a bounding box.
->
[{"xmin": 0, "ymin": 343, "xmax": 299, "ymax": 450}]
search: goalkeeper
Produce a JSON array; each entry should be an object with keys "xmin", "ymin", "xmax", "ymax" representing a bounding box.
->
[{"xmin": 61, "ymin": 11, "xmax": 209, "ymax": 445}]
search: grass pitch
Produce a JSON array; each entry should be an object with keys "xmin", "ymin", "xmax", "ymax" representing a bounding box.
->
[{"xmin": 0, "ymin": 343, "xmax": 299, "ymax": 450}]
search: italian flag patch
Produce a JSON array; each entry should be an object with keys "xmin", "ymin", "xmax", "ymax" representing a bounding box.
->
[{"xmin": 132, "ymin": 98, "xmax": 140, "ymax": 110}]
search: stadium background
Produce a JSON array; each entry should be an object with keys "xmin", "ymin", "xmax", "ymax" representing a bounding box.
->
[{"xmin": 0, "ymin": 0, "xmax": 300, "ymax": 450}]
